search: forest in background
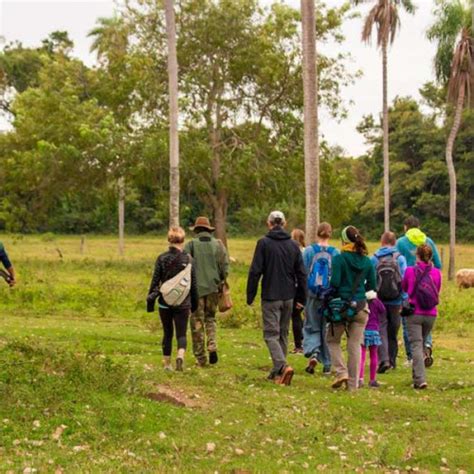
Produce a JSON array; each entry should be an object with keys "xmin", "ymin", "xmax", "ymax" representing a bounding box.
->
[{"xmin": 0, "ymin": 0, "xmax": 472, "ymax": 241}]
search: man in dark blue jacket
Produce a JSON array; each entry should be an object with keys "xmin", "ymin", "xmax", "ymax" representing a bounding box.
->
[
  {"xmin": 247, "ymin": 211, "xmax": 307, "ymax": 386},
  {"xmin": 0, "ymin": 242, "xmax": 16, "ymax": 286}
]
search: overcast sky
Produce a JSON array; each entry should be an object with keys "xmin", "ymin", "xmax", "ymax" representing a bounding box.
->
[{"xmin": 0, "ymin": 0, "xmax": 437, "ymax": 155}]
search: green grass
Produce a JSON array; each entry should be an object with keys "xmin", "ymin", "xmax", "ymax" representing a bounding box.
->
[{"xmin": 0, "ymin": 235, "xmax": 473, "ymax": 472}]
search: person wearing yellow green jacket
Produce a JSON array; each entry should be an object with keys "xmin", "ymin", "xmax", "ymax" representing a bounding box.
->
[{"xmin": 396, "ymin": 216, "xmax": 441, "ymax": 366}]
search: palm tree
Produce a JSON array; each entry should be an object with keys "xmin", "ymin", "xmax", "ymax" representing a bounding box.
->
[
  {"xmin": 354, "ymin": 0, "xmax": 415, "ymax": 231},
  {"xmin": 301, "ymin": 0, "xmax": 320, "ymax": 242},
  {"xmin": 164, "ymin": 0, "xmax": 180, "ymax": 228},
  {"xmin": 428, "ymin": 0, "xmax": 473, "ymax": 280}
]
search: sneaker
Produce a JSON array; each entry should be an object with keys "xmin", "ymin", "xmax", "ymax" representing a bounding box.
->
[
  {"xmin": 369, "ymin": 380, "xmax": 380, "ymax": 388},
  {"xmin": 377, "ymin": 362, "xmax": 391, "ymax": 374},
  {"xmin": 209, "ymin": 351, "xmax": 218, "ymax": 365},
  {"xmin": 424, "ymin": 347, "xmax": 433, "ymax": 368},
  {"xmin": 358, "ymin": 379, "xmax": 364, "ymax": 388},
  {"xmin": 414, "ymin": 382, "xmax": 428, "ymax": 390},
  {"xmin": 404, "ymin": 359, "xmax": 413, "ymax": 368},
  {"xmin": 322, "ymin": 366, "xmax": 331, "ymax": 376},
  {"xmin": 305, "ymin": 357, "xmax": 317, "ymax": 374},
  {"xmin": 164, "ymin": 364, "xmax": 173, "ymax": 372},
  {"xmin": 331, "ymin": 375, "xmax": 349, "ymax": 389},
  {"xmin": 276, "ymin": 366, "xmax": 294, "ymax": 386},
  {"xmin": 290, "ymin": 347, "xmax": 304, "ymax": 354},
  {"xmin": 176, "ymin": 357, "xmax": 183, "ymax": 372}
]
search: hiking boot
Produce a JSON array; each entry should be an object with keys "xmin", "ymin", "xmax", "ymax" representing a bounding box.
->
[
  {"xmin": 369, "ymin": 380, "xmax": 380, "ymax": 388},
  {"xmin": 331, "ymin": 375, "xmax": 349, "ymax": 389},
  {"xmin": 424, "ymin": 347, "xmax": 433, "ymax": 368},
  {"xmin": 358, "ymin": 378, "xmax": 364, "ymax": 388},
  {"xmin": 196, "ymin": 358, "xmax": 207, "ymax": 368},
  {"xmin": 305, "ymin": 357, "xmax": 317, "ymax": 374},
  {"xmin": 414, "ymin": 382, "xmax": 428, "ymax": 390},
  {"xmin": 209, "ymin": 351, "xmax": 218, "ymax": 365},
  {"xmin": 176, "ymin": 357, "xmax": 183, "ymax": 372},
  {"xmin": 322, "ymin": 366, "xmax": 331, "ymax": 376},
  {"xmin": 276, "ymin": 366, "xmax": 294, "ymax": 386},
  {"xmin": 377, "ymin": 361, "xmax": 391, "ymax": 374}
]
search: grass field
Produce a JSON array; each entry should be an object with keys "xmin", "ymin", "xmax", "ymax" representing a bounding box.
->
[{"xmin": 0, "ymin": 234, "xmax": 473, "ymax": 473}]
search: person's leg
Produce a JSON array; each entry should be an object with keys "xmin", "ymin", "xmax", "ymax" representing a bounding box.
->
[
  {"xmin": 262, "ymin": 300, "xmax": 286, "ymax": 375},
  {"xmin": 159, "ymin": 308, "xmax": 174, "ymax": 369},
  {"xmin": 303, "ymin": 297, "xmax": 321, "ymax": 359},
  {"xmin": 424, "ymin": 332, "xmax": 433, "ymax": 348},
  {"xmin": 190, "ymin": 297, "xmax": 206, "ymax": 365},
  {"xmin": 346, "ymin": 308, "xmax": 369, "ymax": 390},
  {"xmin": 204, "ymin": 293, "xmax": 218, "ymax": 355},
  {"xmin": 369, "ymin": 345, "xmax": 379, "ymax": 383},
  {"xmin": 326, "ymin": 323, "xmax": 346, "ymax": 381},
  {"xmin": 279, "ymin": 299, "xmax": 293, "ymax": 358},
  {"xmin": 387, "ymin": 305, "xmax": 401, "ymax": 368},
  {"xmin": 402, "ymin": 316, "xmax": 412, "ymax": 361},
  {"xmin": 291, "ymin": 304, "xmax": 303, "ymax": 350},
  {"xmin": 406, "ymin": 315, "xmax": 425, "ymax": 386},
  {"xmin": 422, "ymin": 317, "xmax": 435, "ymax": 370},
  {"xmin": 319, "ymin": 311, "xmax": 331, "ymax": 371},
  {"xmin": 173, "ymin": 308, "xmax": 189, "ymax": 371},
  {"xmin": 377, "ymin": 304, "xmax": 390, "ymax": 367},
  {"xmin": 359, "ymin": 345, "xmax": 367, "ymax": 381}
]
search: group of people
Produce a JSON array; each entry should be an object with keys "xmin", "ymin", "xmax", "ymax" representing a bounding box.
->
[
  {"xmin": 147, "ymin": 211, "xmax": 442, "ymax": 392},
  {"xmin": 247, "ymin": 212, "xmax": 442, "ymax": 391}
]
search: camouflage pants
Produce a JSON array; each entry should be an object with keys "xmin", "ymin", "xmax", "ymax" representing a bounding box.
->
[{"xmin": 190, "ymin": 293, "xmax": 218, "ymax": 363}]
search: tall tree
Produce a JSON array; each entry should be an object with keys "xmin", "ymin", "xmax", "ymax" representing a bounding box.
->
[
  {"xmin": 354, "ymin": 0, "xmax": 415, "ymax": 231},
  {"xmin": 163, "ymin": 0, "xmax": 180, "ymax": 227},
  {"xmin": 301, "ymin": 0, "xmax": 320, "ymax": 242},
  {"xmin": 428, "ymin": 0, "xmax": 473, "ymax": 280}
]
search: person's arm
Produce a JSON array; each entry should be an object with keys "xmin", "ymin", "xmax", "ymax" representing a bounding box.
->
[
  {"xmin": 401, "ymin": 267, "xmax": 411, "ymax": 294},
  {"xmin": 427, "ymin": 238, "xmax": 442, "ymax": 270},
  {"xmin": 398, "ymin": 254, "xmax": 407, "ymax": 278},
  {"xmin": 218, "ymin": 241, "xmax": 229, "ymax": 281},
  {"xmin": 148, "ymin": 256, "xmax": 163, "ymax": 296},
  {"xmin": 366, "ymin": 262, "xmax": 377, "ymax": 291},
  {"xmin": 190, "ymin": 262, "xmax": 199, "ymax": 313},
  {"xmin": 330, "ymin": 255, "xmax": 342, "ymax": 289},
  {"xmin": 0, "ymin": 245, "xmax": 15, "ymax": 286},
  {"xmin": 295, "ymin": 251, "xmax": 307, "ymax": 306},
  {"xmin": 302, "ymin": 246, "xmax": 313, "ymax": 272},
  {"xmin": 246, "ymin": 239, "xmax": 264, "ymax": 305}
]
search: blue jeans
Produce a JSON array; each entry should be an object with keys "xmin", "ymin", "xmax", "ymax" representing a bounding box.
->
[
  {"xmin": 303, "ymin": 297, "xmax": 331, "ymax": 368},
  {"xmin": 402, "ymin": 316, "xmax": 433, "ymax": 360}
]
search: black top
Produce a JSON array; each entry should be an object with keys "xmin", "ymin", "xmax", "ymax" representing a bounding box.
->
[
  {"xmin": 246, "ymin": 227, "xmax": 307, "ymax": 305},
  {"xmin": 148, "ymin": 247, "xmax": 199, "ymax": 312}
]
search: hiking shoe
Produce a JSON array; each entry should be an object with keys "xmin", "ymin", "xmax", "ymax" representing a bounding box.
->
[
  {"xmin": 290, "ymin": 347, "xmax": 304, "ymax": 354},
  {"xmin": 358, "ymin": 379, "xmax": 364, "ymax": 388},
  {"xmin": 414, "ymin": 382, "xmax": 428, "ymax": 390},
  {"xmin": 331, "ymin": 375, "xmax": 349, "ymax": 389},
  {"xmin": 276, "ymin": 366, "xmax": 294, "ymax": 386},
  {"xmin": 196, "ymin": 358, "xmax": 207, "ymax": 367},
  {"xmin": 424, "ymin": 347, "xmax": 433, "ymax": 368},
  {"xmin": 377, "ymin": 361, "xmax": 391, "ymax": 374},
  {"xmin": 322, "ymin": 366, "xmax": 331, "ymax": 376},
  {"xmin": 164, "ymin": 364, "xmax": 173, "ymax": 372},
  {"xmin": 175, "ymin": 357, "xmax": 183, "ymax": 372},
  {"xmin": 305, "ymin": 357, "xmax": 317, "ymax": 374},
  {"xmin": 369, "ymin": 380, "xmax": 380, "ymax": 388},
  {"xmin": 209, "ymin": 351, "xmax": 218, "ymax": 365}
]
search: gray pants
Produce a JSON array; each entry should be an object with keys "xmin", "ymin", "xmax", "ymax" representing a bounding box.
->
[
  {"xmin": 378, "ymin": 304, "xmax": 401, "ymax": 368},
  {"xmin": 262, "ymin": 299, "xmax": 293, "ymax": 374},
  {"xmin": 406, "ymin": 315, "xmax": 436, "ymax": 386},
  {"xmin": 326, "ymin": 307, "xmax": 369, "ymax": 390}
]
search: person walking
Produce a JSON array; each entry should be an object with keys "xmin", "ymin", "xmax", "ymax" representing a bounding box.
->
[
  {"xmin": 185, "ymin": 216, "xmax": 229, "ymax": 367},
  {"xmin": 371, "ymin": 231, "xmax": 407, "ymax": 372},
  {"xmin": 247, "ymin": 211, "xmax": 307, "ymax": 385},
  {"xmin": 402, "ymin": 244, "xmax": 442, "ymax": 389},
  {"xmin": 326, "ymin": 226, "xmax": 376, "ymax": 391},
  {"xmin": 303, "ymin": 222, "xmax": 339, "ymax": 375},
  {"xmin": 0, "ymin": 241, "xmax": 16, "ymax": 286},
  {"xmin": 359, "ymin": 291, "xmax": 385, "ymax": 389},
  {"xmin": 290, "ymin": 228, "xmax": 306, "ymax": 354},
  {"xmin": 147, "ymin": 227, "xmax": 198, "ymax": 371},
  {"xmin": 397, "ymin": 216, "xmax": 441, "ymax": 366}
]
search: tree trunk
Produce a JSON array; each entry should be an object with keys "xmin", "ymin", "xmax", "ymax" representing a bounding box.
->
[
  {"xmin": 445, "ymin": 85, "xmax": 464, "ymax": 280},
  {"xmin": 213, "ymin": 192, "xmax": 228, "ymax": 248},
  {"xmin": 164, "ymin": 0, "xmax": 180, "ymax": 227},
  {"xmin": 382, "ymin": 39, "xmax": 390, "ymax": 232},
  {"xmin": 301, "ymin": 0, "xmax": 319, "ymax": 243},
  {"xmin": 118, "ymin": 176, "xmax": 125, "ymax": 256}
]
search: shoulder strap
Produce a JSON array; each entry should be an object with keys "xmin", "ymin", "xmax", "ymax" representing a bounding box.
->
[
  {"xmin": 311, "ymin": 243, "xmax": 321, "ymax": 253},
  {"xmin": 410, "ymin": 266, "xmax": 431, "ymax": 297}
]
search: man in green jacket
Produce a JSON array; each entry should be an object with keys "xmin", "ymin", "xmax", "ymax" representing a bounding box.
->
[{"xmin": 185, "ymin": 216, "xmax": 229, "ymax": 366}]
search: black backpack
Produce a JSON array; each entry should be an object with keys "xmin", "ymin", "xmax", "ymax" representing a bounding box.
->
[{"xmin": 376, "ymin": 253, "xmax": 402, "ymax": 301}]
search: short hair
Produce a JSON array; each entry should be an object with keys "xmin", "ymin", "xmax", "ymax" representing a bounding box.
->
[
  {"xmin": 416, "ymin": 244, "xmax": 433, "ymax": 263},
  {"xmin": 404, "ymin": 216, "xmax": 420, "ymax": 230},
  {"xmin": 268, "ymin": 210, "xmax": 286, "ymax": 226},
  {"xmin": 168, "ymin": 226, "xmax": 185, "ymax": 244},
  {"xmin": 381, "ymin": 231, "xmax": 396, "ymax": 246},
  {"xmin": 317, "ymin": 222, "xmax": 332, "ymax": 239},
  {"xmin": 291, "ymin": 228, "xmax": 306, "ymax": 248}
]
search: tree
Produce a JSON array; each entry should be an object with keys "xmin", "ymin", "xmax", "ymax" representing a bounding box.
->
[
  {"xmin": 427, "ymin": 0, "xmax": 473, "ymax": 280},
  {"xmin": 301, "ymin": 0, "xmax": 320, "ymax": 242},
  {"xmin": 163, "ymin": 0, "xmax": 180, "ymax": 227},
  {"xmin": 354, "ymin": 0, "xmax": 415, "ymax": 231}
]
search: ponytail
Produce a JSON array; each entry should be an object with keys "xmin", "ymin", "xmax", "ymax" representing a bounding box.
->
[{"xmin": 344, "ymin": 225, "xmax": 368, "ymax": 256}]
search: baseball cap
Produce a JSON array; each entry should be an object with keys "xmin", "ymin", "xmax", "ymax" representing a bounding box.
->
[{"xmin": 268, "ymin": 210, "xmax": 286, "ymax": 224}]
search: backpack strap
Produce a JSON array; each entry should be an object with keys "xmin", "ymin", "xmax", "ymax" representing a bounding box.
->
[{"xmin": 410, "ymin": 266, "xmax": 431, "ymax": 298}]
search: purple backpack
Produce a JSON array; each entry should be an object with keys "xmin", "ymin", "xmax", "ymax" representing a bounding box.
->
[{"xmin": 413, "ymin": 266, "xmax": 439, "ymax": 310}]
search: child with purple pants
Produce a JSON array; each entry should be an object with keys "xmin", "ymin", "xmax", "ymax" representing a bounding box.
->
[{"xmin": 359, "ymin": 291, "xmax": 385, "ymax": 388}]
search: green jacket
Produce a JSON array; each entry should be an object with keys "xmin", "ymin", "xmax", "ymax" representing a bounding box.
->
[
  {"xmin": 330, "ymin": 250, "xmax": 376, "ymax": 302},
  {"xmin": 184, "ymin": 232, "xmax": 229, "ymax": 298}
]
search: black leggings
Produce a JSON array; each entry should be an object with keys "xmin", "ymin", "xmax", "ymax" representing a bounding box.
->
[
  {"xmin": 292, "ymin": 304, "xmax": 304, "ymax": 349},
  {"xmin": 159, "ymin": 307, "xmax": 190, "ymax": 356}
]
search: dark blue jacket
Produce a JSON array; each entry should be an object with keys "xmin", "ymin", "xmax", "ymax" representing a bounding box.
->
[{"xmin": 0, "ymin": 243, "xmax": 12, "ymax": 269}]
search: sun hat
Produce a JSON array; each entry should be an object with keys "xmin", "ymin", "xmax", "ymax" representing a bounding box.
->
[{"xmin": 189, "ymin": 216, "xmax": 215, "ymax": 232}]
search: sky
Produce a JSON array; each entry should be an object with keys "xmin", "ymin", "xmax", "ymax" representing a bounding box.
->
[{"xmin": 0, "ymin": 0, "xmax": 438, "ymax": 155}]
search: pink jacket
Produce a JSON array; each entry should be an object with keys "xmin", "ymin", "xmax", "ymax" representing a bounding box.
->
[{"xmin": 402, "ymin": 262, "xmax": 442, "ymax": 317}]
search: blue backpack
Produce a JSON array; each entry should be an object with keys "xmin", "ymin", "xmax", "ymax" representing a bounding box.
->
[{"xmin": 307, "ymin": 244, "xmax": 336, "ymax": 297}]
